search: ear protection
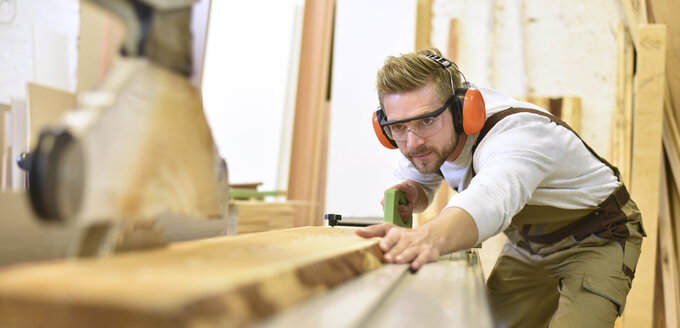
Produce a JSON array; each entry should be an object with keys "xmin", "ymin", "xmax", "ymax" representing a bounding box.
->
[{"xmin": 372, "ymin": 54, "xmax": 486, "ymax": 149}]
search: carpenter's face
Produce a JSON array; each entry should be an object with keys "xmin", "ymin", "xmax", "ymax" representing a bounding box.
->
[{"xmin": 383, "ymin": 82, "xmax": 458, "ymax": 174}]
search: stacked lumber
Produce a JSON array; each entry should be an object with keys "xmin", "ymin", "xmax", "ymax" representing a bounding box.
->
[
  {"xmin": 0, "ymin": 227, "xmax": 383, "ymax": 328},
  {"xmin": 612, "ymin": 0, "xmax": 679, "ymax": 326},
  {"xmin": 232, "ymin": 200, "xmax": 296, "ymax": 234}
]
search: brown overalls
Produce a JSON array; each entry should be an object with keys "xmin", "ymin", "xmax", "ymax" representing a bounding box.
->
[{"xmin": 475, "ymin": 108, "xmax": 645, "ymax": 327}]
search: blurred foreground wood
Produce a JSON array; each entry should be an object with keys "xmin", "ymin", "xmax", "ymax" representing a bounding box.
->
[{"xmin": 0, "ymin": 227, "xmax": 383, "ymax": 328}]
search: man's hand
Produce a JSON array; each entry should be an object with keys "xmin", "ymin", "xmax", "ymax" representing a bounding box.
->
[
  {"xmin": 381, "ymin": 182, "xmax": 424, "ymax": 225},
  {"xmin": 355, "ymin": 223, "xmax": 440, "ymax": 271},
  {"xmin": 356, "ymin": 206, "xmax": 479, "ymax": 271}
]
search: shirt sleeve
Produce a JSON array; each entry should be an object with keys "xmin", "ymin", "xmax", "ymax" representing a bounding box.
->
[
  {"xmin": 393, "ymin": 153, "xmax": 443, "ymax": 209},
  {"xmin": 447, "ymin": 114, "xmax": 566, "ymax": 244}
]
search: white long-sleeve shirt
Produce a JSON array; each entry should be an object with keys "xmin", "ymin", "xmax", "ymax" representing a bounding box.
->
[{"xmin": 393, "ymin": 86, "xmax": 620, "ymax": 244}]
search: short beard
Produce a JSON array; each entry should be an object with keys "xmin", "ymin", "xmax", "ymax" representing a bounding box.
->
[{"xmin": 404, "ymin": 134, "xmax": 457, "ymax": 174}]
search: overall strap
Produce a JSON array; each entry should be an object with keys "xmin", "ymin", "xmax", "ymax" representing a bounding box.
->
[{"xmin": 471, "ymin": 108, "xmax": 621, "ymax": 179}]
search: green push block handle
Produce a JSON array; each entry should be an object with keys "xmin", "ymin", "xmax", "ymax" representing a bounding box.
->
[{"xmin": 384, "ymin": 189, "xmax": 411, "ymax": 228}]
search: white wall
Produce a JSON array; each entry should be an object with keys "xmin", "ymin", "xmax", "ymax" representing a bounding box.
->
[
  {"xmin": 324, "ymin": 0, "xmax": 417, "ymax": 218},
  {"xmin": 201, "ymin": 0, "xmax": 304, "ymax": 192},
  {"xmin": 0, "ymin": 0, "xmax": 79, "ymax": 104},
  {"xmin": 324, "ymin": 0, "xmax": 620, "ymax": 218},
  {"xmin": 431, "ymin": 0, "xmax": 620, "ymax": 155}
]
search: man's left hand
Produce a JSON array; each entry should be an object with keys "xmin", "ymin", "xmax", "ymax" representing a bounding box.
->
[{"xmin": 355, "ymin": 223, "xmax": 441, "ymax": 271}]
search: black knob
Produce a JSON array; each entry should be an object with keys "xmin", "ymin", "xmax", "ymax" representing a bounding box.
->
[{"xmin": 324, "ymin": 213, "xmax": 342, "ymax": 227}]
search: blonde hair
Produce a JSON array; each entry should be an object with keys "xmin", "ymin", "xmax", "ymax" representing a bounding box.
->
[{"xmin": 376, "ymin": 48, "xmax": 463, "ymax": 109}]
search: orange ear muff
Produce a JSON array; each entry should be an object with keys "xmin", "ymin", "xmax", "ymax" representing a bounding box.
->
[
  {"xmin": 372, "ymin": 110, "xmax": 398, "ymax": 149},
  {"xmin": 462, "ymin": 87, "xmax": 486, "ymax": 135}
]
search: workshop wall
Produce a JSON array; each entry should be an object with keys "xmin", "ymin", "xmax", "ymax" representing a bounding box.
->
[
  {"xmin": 325, "ymin": 0, "xmax": 417, "ymax": 219},
  {"xmin": 323, "ymin": 0, "xmax": 620, "ymax": 219},
  {"xmin": 0, "ymin": 0, "xmax": 79, "ymax": 104},
  {"xmin": 202, "ymin": 0, "xmax": 303, "ymax": 192},
  {"xmin": 431, "ymin": 0, "xmax": 620, "ymax": 155}
]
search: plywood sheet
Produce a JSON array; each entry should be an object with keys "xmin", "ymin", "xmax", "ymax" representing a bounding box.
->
[{"xmin": 0, "ymin": 227, "xmax": 383, "ymax": 328}]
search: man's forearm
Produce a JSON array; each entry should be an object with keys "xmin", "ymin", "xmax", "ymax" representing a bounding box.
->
[{"xmin": 421, "ymin": 206, "xmax": 479, "ymax": 254}]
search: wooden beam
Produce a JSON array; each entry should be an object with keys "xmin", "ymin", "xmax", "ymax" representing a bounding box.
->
[
  {"xmin": 287, "ymin": 0, "xmax": 334, "ymax": 227},
  {"xmin": 0, "ymin": 227, "xmax": 383, "ymax": 327},
  {"xmin": 233, "ymin": 201, "xmax": 296, "ymax": 234},
  {"xmin": 624, "ymin": 24, "xmax": 667, "ymax": 328},
  {"xmin": 610, "ymin": 21, "xmax": 635, "ymax": 186},
  {"xmin": 617, "ymin": 0, "xmax": 649, "ymax": 48},
  {"xmin": 0, "ymin": 111, "xmax": 5, "ymax": 190},
  {"xmin": 647, "ymin": 0, "xmax": 680, "ymax": 129},
  {"xmin": 447, "ymin": 19, "xmax": 460, "ymax": 62},
  {"xmin": 658, "ymin": 159, "xmax": 680, "ymax": 328},
  {"xmin": 415, "ymin": 0, "xmax": 432, "ymax": 51}
]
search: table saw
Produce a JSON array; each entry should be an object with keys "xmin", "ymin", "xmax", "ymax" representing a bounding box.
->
[{"xmin": 0, "ymin": 0, "xmax": 493, "ymax": 326}]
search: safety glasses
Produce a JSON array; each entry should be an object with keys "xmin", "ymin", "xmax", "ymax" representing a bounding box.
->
[{"xmin": 379, "ymin": 96, "xmax": 455, "ymax": 141}]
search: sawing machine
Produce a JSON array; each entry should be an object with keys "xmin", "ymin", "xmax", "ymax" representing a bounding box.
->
[{"xmin": 0, "ymin": 1, "xmax": 493, "ymax": 327}]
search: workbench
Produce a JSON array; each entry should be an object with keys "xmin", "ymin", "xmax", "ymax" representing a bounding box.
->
[
  {"xmin": 259, "ymin": 249, "xmax": 493, "ymax": 328},
  {"xmin": 0, "ymin": 226, "xmax": 493, "ymax": 327}
]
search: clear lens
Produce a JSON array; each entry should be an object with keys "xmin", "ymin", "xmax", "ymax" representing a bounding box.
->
[{"xmin": 386, "ymin": 116, "xmax": 443, "ymax": 141}]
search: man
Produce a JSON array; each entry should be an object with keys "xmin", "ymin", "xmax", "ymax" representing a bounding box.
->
[{"xmin": 356, "ymin": 48, "xmax": 645, "ymax": 327}]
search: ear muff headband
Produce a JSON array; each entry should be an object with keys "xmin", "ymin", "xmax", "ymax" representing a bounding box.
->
[{"xmin": 423, "ymin": 54, "xmax": 486, "ymax": 136}]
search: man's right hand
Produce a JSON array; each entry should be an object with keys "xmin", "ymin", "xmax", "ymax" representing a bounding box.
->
[{"xmin": 381, "ymin": 181, "xmax": 421, "ymax": 225}]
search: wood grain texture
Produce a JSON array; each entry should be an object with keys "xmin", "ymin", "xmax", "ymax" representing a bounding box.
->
[
  {"xmin": 0, "ymin": 227, "xmax": 383, "ymax": 328},
  {"xmin": 415, "ymin": 0, "xmax": 432, "ymax": 51},
  {"xmin": 287, "ymin": 0, "xmax": 334, "ymax": 227},
  {"xmin": 74, "ymin": 60, "xmax": 224, "ymax": 224},
  {"xmin": 658, "ymin": 162, "xmax": 680, "ymax": 328},
  {"xmin": 647, "ymin": 0, "xmax": 680, "ymax": 129},
  {"xmin": 1, "ymin": 111, "xmax": 5, "ymax": 189},
  {"xmin": 233, "ymin": 201, "xmax": 295, "ymax": 234},
  {"xmin": 610, "ymin": 21, "xmax": 635, "ymax": 186},
  {"xmin": 624, "ymin": 24, "xmax": 666, "ymax": 328},
  {"xmin": 617, "ymin": 0, "xmax": 649, "ymax": 47}
]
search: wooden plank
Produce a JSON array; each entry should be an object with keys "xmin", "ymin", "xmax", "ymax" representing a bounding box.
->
[
  {"xmin": 260, "ymin": 264, "xmax": 410, "ymax": 328},
  {"xmin": 658, "ymin": 159, "xmax": 680, "ymax": 328},
  {"xmin": 232, "ymin": 201, "xmax": 296, "ymax": 234},
  {"xmin": 647, "ymin": 0, "xmax": 680, "ymax": 131},
  {"xmin": 624, "ymin": 24, "xmax": 667, "ymax": 328},
  {"xmin": 1, "ymin": 110, "xmax": 5, "ymax": 190},
  {"xmin": 263, "ymin": 250, "xmax": 492, "ymax": 328},
  {"xmin": 0, "ymin": 191, "xmax": 77, "ymax": 266},
  {"xmin": 560, "ymin": 97, "xmax": 582, "ymax": 135},
  {"xmin": 415, "ymin": 0, "xmax": 432, "ymax": 51},
  {"xmin": 610, "ymin": 21, "xmax": 635, "ymax": 186},
  {"xmin": 26, "ymin": 83, "xmax": 76, "ymax": 148},
  {"xmin": 669, "ymin": 157, "xmax": 680, "ymax": 298},
  {"xmin": 287, "ymin": 0, "xmax": 334, "ymax": 227},
  {"xmin": 0, "ymin": 227, "xmax": 383, "ymax": 328},
  {"xmin": 617, "ymin": 0, "xmax": 649, "ymax": 48},
  {"xmin": 10, "ymin": 98, "xmax": 27, "ymax": 190},
  {"xmin": 447, "ymin": 19, "xmax": 460, "ymax": 63},
  {"xmin": 360, "ymin": 250, "xmax": 493, "ymax": 327}
]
